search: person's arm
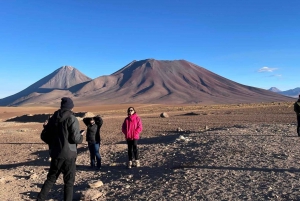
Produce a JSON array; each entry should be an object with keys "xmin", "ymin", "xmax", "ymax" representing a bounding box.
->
[
  {"xmin": 69, "ymin": 116, "xmax": 83, "ymax": 144},
  {"xmin": 295, "ymin": 103, "xmax": 300, "ymax": 115},
  {"xmin": 98, "ymin": 117, "xmax": 103, "ymax": 128},
  {"xmin": 122, "ymin": 119, "xmax": 127, "ymax": 135},
  {"xmin": 95, "ymin": 123, "xmax": 101, "ymax": 143},
  {"xmin": 135, "ymin": 116, "xmax": 143, "ymax": 135}
]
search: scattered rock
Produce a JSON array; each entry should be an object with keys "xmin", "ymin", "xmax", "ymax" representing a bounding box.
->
[
  {"xmin": 80, "ymin": 189, "xmax": 103, "ymax": 201},
  {"xmin": 160, "ymin": 112, "xmax": 169, "ymax": 118},
  {"xmin": 176, "ymin": 135, "xmax": 191, "ymax": 142},
  {"xmin": 88, "ymin": 180, "xmax": 104, "ymax": 188},
  {"xmin": 177, "ymin": 127, "xmax": 184, "ymax": 132}
]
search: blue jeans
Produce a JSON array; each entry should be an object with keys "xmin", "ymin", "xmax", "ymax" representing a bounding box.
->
[{"xmin": 88, "ymin": 142, "xmax": 101, "ymax": 168}]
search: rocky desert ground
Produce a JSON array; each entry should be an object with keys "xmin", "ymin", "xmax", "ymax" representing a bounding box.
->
[{"xmin": 0, "ymin": 102, "xmax": 300, "ymax": 201}]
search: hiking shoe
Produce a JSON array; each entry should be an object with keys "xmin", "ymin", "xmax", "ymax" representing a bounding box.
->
[
  {"xmin": 135, "ymin": 160, "xmax": 140, "ymax": 167},
  {"xmin": 127, "ymin": 161, "xmax": 132, "ymax": 169}
]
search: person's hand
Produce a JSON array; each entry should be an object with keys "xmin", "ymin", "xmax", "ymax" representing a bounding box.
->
[
  {"xmin": 43, "ymin": 120, "xmax": 48, "ymax": 127},
  {"xmin": 80, "ymin": 130, "xmax": 85, "ymax": 135}
]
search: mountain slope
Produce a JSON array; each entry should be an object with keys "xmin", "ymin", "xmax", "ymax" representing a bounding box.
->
[
  {"xmin": 280, "ymin": 87, "xmax": 300, "ymax": 98},
  {"xmin": 0, "ymin": 66, "xmax": 92, "ymax": 106},
  {"xmin": 74, "ymin": 59, "xmax": 293, "ymax": 104}
]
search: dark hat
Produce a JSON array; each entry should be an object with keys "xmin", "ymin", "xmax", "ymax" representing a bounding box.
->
[{"xmin": 60, "ymin": 97, "xmax": 74, "ymax": 110}]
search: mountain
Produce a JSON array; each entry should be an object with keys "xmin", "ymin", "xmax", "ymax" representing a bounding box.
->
[
  {"xmin": 268, "ymin": 87, "xmax": 300, "ymax": 98},
  {"xmin": 73, "ymin": 59, "xmax": 293, "ymax": 104},
  {"xmin": 268, "ymin": 87, "xmax": 281, "ymax": 93},
  {"xmin": 279, "ymin": 87, "xmax": 300, "ymax": 98},
  {"xmin": 0, "ymin": 66, "xmax": 92, "ymax": 106},
  {"xmin": 0, "ymin": 59, "xmax": 294, "ymax": 106}
]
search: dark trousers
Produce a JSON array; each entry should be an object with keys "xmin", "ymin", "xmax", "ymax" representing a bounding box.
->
[
  {"xmin": 37, "ymin": 158, "xmax": 76, "ymax": 201},
  {"xmin": 127, "ymin": 139, "xmax": 139, "ymax": 161},
  {"xmin": 297, "ymin": 115, "xmax": 300, "ymax": 135},
  {"xmin": 88, "ymin": 142, "xmax": 101, "ymax": 168}
]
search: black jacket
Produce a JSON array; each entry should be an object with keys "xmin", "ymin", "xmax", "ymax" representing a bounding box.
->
[
  {"xmin": 86, "ymin": 123, "xmax": 98, "ymax": 143},
  {"xmin": 47, "ymin": 109, "xmax": 83, "ymax": 159},
  {"xmin": 294, "ymin": 99, "xmax": 300, "ymax": 116},
  {"xmin": 84, "ymin": 116, "xmax": 103, "ymax": 144}
]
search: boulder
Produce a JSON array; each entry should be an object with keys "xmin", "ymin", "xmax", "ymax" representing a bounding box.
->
[{"xmin": 160, "ymin": 112, "xmax": 169, "ymax": 118}]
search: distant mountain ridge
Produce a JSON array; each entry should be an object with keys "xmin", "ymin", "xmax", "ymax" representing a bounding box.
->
[
  {"xmin": 0, "ymin": 59, "xmax": 294, "ymax": 106},
  {"xmin": 269, "ymin": 87, "xmax": 300, "ymax": 98},
  {"xmin": 0, "ymin": 66, "xmax": 92, "ymax": 106}
]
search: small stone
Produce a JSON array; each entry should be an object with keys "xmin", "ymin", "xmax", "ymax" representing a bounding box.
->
[{"xmin": 88, "ymin": 180, "xmax": 104, "ymax": 188}]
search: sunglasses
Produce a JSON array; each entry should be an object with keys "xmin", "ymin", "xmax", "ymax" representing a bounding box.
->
[{"xmin": 128, "ymin": 109, "xmax": 134, "ymax": 112}]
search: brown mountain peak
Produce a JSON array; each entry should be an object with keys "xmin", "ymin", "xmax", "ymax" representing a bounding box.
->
[
  {"xmin": 0, "ymin": 59, "xmax": 294, "ymax": 106},
  {"xmin": 0, "ymin": 66, "xmax": 92, "ymax": 106},
  {"xmin": 75, "ymin": 59, "xmax": 293, "ymax": 105}
]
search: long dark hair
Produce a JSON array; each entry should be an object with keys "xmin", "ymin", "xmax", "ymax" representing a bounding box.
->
[{"xmin": 127, "ymin": 107, "xmax": 136, "ymax": 114}]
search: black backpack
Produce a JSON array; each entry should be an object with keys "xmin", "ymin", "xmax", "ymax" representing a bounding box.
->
[
  {"xmin": 40, "ymin": 111, "xmax": 61, "ymax": 144},
  {"xmin": 41, "ymin": 121, "xmax": 55, "ymax": 144}
]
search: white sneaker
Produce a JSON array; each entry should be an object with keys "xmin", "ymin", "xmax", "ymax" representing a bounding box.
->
[
  {"xmin": 135, "ymin": 160, "xmax": 140, "ymax": 167},
  {"xmin": 127, "ymin": 161, "xmax": 132, "ymax": 169}
]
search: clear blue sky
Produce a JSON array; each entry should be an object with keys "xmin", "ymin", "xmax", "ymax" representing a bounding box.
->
[{"xmin": 0, "ymin": 0, "xmax": 299, "ymax": 98}]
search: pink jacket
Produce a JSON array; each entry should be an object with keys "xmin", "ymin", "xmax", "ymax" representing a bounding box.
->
[{"xmin": 122, "ymin": 113, "xmax": 142, "ymax": 140}]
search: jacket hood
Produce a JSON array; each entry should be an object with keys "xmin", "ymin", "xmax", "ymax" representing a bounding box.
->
[{"xmin": 57, "ymin": 109, "xmax": 73, "ymax": 122}]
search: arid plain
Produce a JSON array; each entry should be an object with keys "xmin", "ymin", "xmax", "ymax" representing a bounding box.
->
[{"xmin": 0, "ymin": 102, "xmax": 300, "ymax": 200}]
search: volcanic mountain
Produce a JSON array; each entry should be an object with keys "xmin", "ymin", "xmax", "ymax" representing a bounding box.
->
[
  {"xmin": 0, "ymin": 59, "xmax": 294, "ymax": 106},
  {"xmin": 74, "ymin": 59, "xmax": 293, "ymax": 104},
  {"xmin": 0, "ymin": 66, "xmax": 92, "ymax": 106}
]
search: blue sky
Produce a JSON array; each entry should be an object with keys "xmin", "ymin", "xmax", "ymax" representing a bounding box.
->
[{"xmin": 0, "ymin": 0, "xmax": 299, "ymax": 98}]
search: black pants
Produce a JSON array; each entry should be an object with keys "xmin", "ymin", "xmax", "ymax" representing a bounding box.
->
[
  {"xmin": 297, "ymin": 115, "xmax": 300, "ymax": 135},
  {"xmin": 127, "ymin": 139, "xmax": 139, "ymax": 161},
  {"xmin": 37, "ymin": 158, "xmax": 76, "ymax": 201}
]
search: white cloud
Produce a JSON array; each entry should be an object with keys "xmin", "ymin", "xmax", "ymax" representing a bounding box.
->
[
  {"xmin": 258, "ymin": 67, "xmax": 278, "ymax": 72},
  {"xmin": 269, "ymin": 74, "xmax": 282, "ymax": 77}
]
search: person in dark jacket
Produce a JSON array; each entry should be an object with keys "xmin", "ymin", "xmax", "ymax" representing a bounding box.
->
[
  {"xmin": 84, "ymin": 116, "xmax": 103, "ymax": 169},
  {"xmin": 294, "ymin": 94, "xmax": 300, "ymax": 136},
  {"xmin": 37, "ymin": 97, "xmax": 84, "ymax": 201}
]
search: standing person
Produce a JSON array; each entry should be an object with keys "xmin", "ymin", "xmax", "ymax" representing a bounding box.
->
[
  {"xmin": 37, "ymin": 97, "xmax": 84, "ymax": 201},
  {"xmin": 84, "ymin": 116, "xmax": 103, "ymax": 170},
  {"xmin": 294, "ymin": 94, "xmax": 300, "ymax": 136},
  {"xmin": 122, "ymin": 107, "xmax": 143, "ymax": 168}
]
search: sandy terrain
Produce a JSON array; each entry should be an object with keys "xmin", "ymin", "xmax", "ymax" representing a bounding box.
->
[{"xmin": 0, "ymin": 101, "xmax": 300, "ymax": 200}]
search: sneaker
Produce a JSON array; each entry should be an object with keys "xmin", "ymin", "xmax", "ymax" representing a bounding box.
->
[
  {"xmin": 135, "ymin": 160, "xmax": 140, "ymax": 167},
  {"xmin": 48, "ymin": 157, "xmax": 51, "ymax": 162},
  {"xmin": 127, "ymin": 161, "xmax": 132, "ymax": 169}
]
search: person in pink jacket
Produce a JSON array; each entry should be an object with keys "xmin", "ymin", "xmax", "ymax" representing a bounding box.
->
[{"xmin": 122, "ymin": 107, "xmax": 143, "ymax": 168}]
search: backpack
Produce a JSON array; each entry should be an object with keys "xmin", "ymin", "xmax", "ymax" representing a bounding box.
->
[
  {"xmin": 41, "ymin": 123, "xmax": 54, "ymax": 144},
  {"xmin": 40, "ymin": 112, "xmax": 59, "ymax": 144}
]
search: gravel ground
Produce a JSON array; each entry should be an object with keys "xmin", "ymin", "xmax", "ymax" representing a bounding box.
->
[{"xmin": 0, "ymin": 102, "xmax": 299, "ymax": 201}]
